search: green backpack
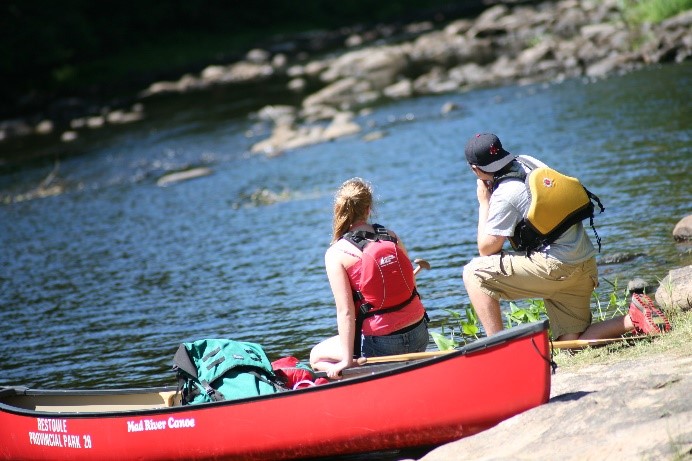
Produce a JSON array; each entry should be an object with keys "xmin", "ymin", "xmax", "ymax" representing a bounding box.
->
[{"xmin": 173, "ymin": 339, "xmax": 285, "ymax": 405}]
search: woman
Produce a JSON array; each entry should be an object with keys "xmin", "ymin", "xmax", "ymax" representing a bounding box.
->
[{"xmin": 310, "ymin": 178, "xmax": 429, "ymax": 379}]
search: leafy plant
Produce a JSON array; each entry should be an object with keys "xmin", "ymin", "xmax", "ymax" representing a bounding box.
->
[
  {"xmin": 431, "ymin": 307, "xmax": 480, "ymax": 351},
  {"xmin": 432, "ymin": 277, "xmax": 636, "ymax": 348},
  {"xmin": 430, "ymin": 331, "xmax": 457, "ymax": 351},
  {"xmin": 504, "ymin": 299, "xmax": 546, "ymax": 328},
  {"xmin": 595, "ymin": 277, "xmax": 630, "ymax": 321}
]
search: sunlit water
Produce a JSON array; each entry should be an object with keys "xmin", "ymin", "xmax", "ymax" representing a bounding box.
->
[{"xmin": 1, "ymin": 62, "xmax": 690, "ymax": 390}]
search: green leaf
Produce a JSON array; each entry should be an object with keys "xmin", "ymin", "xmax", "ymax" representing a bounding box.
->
[
  {"xmin": 443, "ymin": 308, "xmax": 463, "ymax": 320},
  {"xmin": 430, "ymin": 332, "xmax": 457, "ymax": 351},
  {"xmin": 462, "ymin": 324, "xmax": 479, "ymax": 336}
]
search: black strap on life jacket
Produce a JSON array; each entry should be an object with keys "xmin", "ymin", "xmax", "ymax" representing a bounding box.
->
[
  {"xmin": 352, "ymin": 288, "xmax": 422, "ymax": 358},
  {"xmin": 342, "ymin": 223, "xmax": 397, "ymax": 250},
  {"xmin": 341, "ymin": 224, "xmax": 425, "ymax": 358},
  {"xmin": 493, "ymin": 165, "xmax": 526, "ymax": 190},
  {"xmin": 582, "ymin": 185, "xmax": 605, "ymax": 252}
]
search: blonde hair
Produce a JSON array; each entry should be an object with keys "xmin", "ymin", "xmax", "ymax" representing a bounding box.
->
[{"xmin": 331, "ymin": 178, "xmax": 373, "ymax": 243}]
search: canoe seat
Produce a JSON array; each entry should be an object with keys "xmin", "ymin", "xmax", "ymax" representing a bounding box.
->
[
  {"xmin": 19, "ymin": 390, "xmax": 184, "ymax": 413},
  {"xmin": 159, "ymin": 390, "xmax": 181, "ymax": 407}
]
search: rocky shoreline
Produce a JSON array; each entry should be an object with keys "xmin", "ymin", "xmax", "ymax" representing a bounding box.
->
[
  {"xmin": 414, "ymin": 347, "xmax": 691, "ymax": 460},
  {"xmin": 1, "ymin": 0, "xmax": 690, "ymax": 157}
]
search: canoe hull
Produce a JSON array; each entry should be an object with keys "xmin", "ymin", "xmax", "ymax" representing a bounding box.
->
[{"xmin": 0, "ymin": 321, "xmax": 551, "ymax": 460}]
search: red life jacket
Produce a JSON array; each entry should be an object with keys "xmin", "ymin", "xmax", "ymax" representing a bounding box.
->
[{"xmin": 342, "ymin": 224, "xmax": 421, "ymax": 356}]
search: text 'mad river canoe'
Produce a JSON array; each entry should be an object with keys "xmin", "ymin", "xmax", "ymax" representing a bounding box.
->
[{"xmin": 0, "ymin": 320, "xmax": 552, "ymax": 460}]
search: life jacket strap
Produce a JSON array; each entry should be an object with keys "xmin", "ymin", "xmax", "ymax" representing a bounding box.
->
[
  {"xmin": 583, "ymin": 186, "xmax": 605, "ymax": 253},
  {"xmin": 352, "ymin": 288, "xmax": 421, "ymax": 357},
  {"xmin": 343, "ymin": 224, "xmax": 397, "ymax": 251}
]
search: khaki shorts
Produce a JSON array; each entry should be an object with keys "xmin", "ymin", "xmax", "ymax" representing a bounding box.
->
[{"xmin": 463, "ymin": 252, "xmax": 598, "ymax": 339}]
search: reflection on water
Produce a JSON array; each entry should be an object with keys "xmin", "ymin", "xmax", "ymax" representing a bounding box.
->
[{"xmin": 1, "ymin": 62, "xmax": 690, "ymax": 389}]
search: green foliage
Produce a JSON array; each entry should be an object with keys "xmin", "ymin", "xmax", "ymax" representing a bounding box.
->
[
  {"xmin": 432, "ymin": 279, "xmax": 633, "ymax": 350},
  {"xmin": 431, "ymin": 307, "xmax": 480, "ymax": 351},
  {"xmin": 617, "ymin": 0, "xmax": 692, "ymax": 25},
  {"xmin": 594, "ymin": 277, "xmax": 630, "ymax": 321},
  {"xmin": 430, "ymin": 331, "xmax": 457, "ymax": 351},
  {"xmin": 504, "ymin": 299, "xmax": 546, "ymax": 328}
]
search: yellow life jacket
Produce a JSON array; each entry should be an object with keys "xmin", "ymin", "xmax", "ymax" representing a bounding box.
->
[{"xmin": 497, "ymin": 157, "xmax": 605, "ymax": 254}]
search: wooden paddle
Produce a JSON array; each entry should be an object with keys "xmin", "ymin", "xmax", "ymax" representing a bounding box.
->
[
  {"xmin": 550, "ymin": 336, "xmax": 656, "ymax": 349},
  {"xmin": 413, "ymin": 258, "xmax": 430, "ymax": 276},
  {"xmin": 358, "ymin": 335, "xmax": 655, "ymax": 364}
]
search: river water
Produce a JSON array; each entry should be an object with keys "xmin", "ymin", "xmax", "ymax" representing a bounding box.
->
[{"xmin": 1, "ymin": 62, "xmax": 690, "ymax": 390}]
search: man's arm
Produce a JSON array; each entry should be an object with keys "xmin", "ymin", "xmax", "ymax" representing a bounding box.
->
[
  {"xmin": 475, "ymin": 178, "xmax": 507, "ymax": 256},
  {"xmin": 478, "ymin": 233, "xmax": 506, "ymax": 256}
]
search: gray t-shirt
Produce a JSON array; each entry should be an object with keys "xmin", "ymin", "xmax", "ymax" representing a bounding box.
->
[{"xmin": 484, "ymin": 155, "xmax": 596, "ymax": 264}]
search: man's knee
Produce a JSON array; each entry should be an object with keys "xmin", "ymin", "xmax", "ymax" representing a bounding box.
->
[
  {"xmin": 463, "ymin": 259, "xmax": 481, "ymax": 290},
  {"xmin": 462, "ymin": 260, "xmax": 474, "ymax": 280}
]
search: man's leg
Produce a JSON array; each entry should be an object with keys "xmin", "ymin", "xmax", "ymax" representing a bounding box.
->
[
  {"xmin": 467, "ymin": 284, "xmax": 504, "ymax": 335},
  {"xmin": 556, "ymin": 316, "xmax": 632, "ymax": 341},
  {"xmin": 463, "ymin": 263, "xmax": 504, "ymax": 335},
  {"xmin": 581, "ymin": 315, "xmax": 632, "ymax": 340}
]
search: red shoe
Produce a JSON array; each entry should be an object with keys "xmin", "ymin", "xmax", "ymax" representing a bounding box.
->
[{"xmin": 629, "ymin": 293, "xmax": 671, "ymax": 335}]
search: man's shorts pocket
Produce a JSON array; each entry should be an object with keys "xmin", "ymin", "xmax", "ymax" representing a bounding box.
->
[{"xmin": 464, "ymin": 253, "xmax": 514, "ymax": 286}]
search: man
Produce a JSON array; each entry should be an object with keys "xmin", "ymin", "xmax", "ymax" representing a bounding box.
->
[{"xmin": 462, "ymin": 133, "xmax": 669, "ymax": 341}]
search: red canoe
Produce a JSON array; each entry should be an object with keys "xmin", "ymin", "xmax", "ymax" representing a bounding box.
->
[{"xmin": 0, "ymin": 320, "xmax": 552, "ymax": 460}]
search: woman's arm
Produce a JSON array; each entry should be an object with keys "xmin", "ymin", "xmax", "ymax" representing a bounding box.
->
[{"xmin": 323, "ymin": 247, "xmax": 357, "ymax": 378}]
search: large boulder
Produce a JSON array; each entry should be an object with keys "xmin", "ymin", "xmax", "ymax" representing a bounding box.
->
[
  {"xmin": 656, "ymin": 265, "xmax": 692, "ymax": 312},
  {"xmin": 673, "ymin": 215, "xmax": 692, "ymax": 241},
  {"xmin": 319, "ymin": 45, "xmax": 409, "ymax": 89},
  {"xmin": 302, "ymin": 77, "xmax": 376, "ymax": 109},
  {"xmin": 409, "ymin": 32, "xmax": 493, "ymax": 68}
]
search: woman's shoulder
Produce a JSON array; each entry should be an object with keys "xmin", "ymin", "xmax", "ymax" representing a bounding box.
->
[
  {"xmin": 326, "ymin": 239, "xmax": 362, "ymax": 271},
  {"xmin": 327, "ymin": 238, "xmax": 358, "ymax": 256}
]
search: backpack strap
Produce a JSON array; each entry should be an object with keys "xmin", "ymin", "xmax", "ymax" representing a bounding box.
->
[
  {"xmin": 246, "ymin": 370, "xmax": 288, "ymax": 393},
  {"xmin": 173, "ymin": 344, "xmax": 227, "ymax": 404},
  {"xmin": 200, "ymin": 380, "xmax": 225, "ymax": 402}
]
